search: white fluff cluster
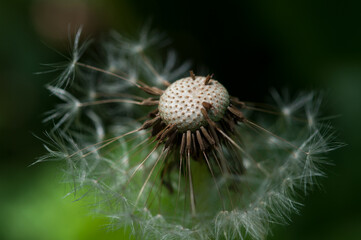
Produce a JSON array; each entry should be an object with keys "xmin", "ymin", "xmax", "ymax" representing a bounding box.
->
[{"xmin": 38, "ymin": 27, "xmax": 341, "ymax": 240}]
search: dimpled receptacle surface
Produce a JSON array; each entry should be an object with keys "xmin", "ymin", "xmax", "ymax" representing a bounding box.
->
[{"xmin": 158, "ymin": 76, "xmax": 230, "ymax": 132}]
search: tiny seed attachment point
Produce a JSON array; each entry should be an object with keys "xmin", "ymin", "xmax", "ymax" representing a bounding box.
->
[
  {"xmin": 204, "ymin": 73, "xmax": 214, "ymax": 85},
  {"xmin": 189, "ymin": 70, "xmax": 196, "ymax": 80}
]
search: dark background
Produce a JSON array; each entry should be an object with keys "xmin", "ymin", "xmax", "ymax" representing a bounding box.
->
[{"xmin": 1, "ymin": 0, "xmax": 360, "ymax": 239}]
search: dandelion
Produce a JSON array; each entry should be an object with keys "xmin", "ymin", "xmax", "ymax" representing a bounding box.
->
[{"xmin": 39, "ymin": 27, "xmax": 341, "ymax": 240}]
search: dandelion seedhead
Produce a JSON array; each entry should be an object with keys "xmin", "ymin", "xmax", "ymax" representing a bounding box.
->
[{"xmin": 39, "ymin": 27, "xmax": 341, "ymax": 240}]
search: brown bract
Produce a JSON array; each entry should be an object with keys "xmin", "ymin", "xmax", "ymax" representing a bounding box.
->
[{"xmin": 133, "ymin": 73, "xmax": 248, "ymax": 215}]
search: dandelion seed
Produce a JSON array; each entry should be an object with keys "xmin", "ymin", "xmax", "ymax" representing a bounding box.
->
[
  {"xmin": 43, "ymin": 86, "xmax": 81, "ymax": 131},
  {"xmin": 45, "ymin": 27, "xmax": 92, "ymax": 89},
  {"xmin": 39, "ymin": 27, "xmax": 341, "ymax": 240}
]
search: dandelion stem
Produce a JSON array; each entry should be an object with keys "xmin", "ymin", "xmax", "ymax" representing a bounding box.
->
[
  {"xmin": 245, "ymin": 119, "xmax": 309, "ymax": 155},
  {"xmin": 135, "ymin": 148, "xmax": 167, "ymax": 206},
  {"xmin": 139, "ymin": 51, "xmax": 171, "ymax": 87},
  {"xmin": 68, "ymin": 128, "xmax": 140, "ymax": 158},
  {"xmin": 187, "ymin": 150, "xmax": 196, "ymax": 216},
  {"xmin": 79, "ymin": 98, "xmax": 159, "ymax": 107},
  {"xmin": 203, "ymin": 151, "xmax": 225, "ymax": 210},
  {"xmin": 82, "ymin": 129, "xmax": 141, "ymax": 157},
  {"xmin": 76, "ymin": 62, "xmax": 143, "ymax": 88},
  {"xmin": 126, "ymin": 145, "xmax": 159, "ymax": 185}
]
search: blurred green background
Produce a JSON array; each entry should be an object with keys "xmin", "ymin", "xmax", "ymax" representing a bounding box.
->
[{"xmin": 1, "ymin": 0, "xmax": 360, "ymax": 239}]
